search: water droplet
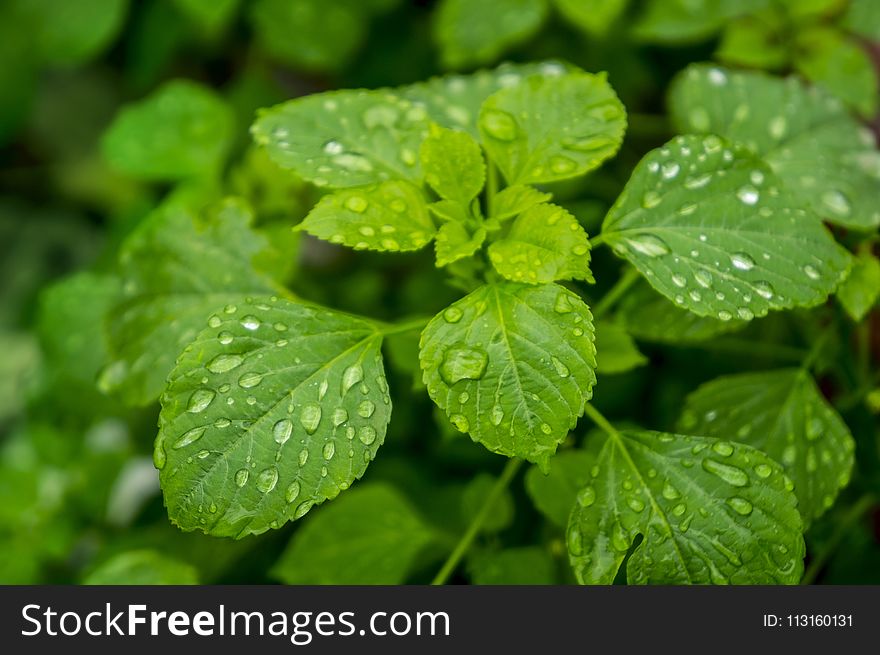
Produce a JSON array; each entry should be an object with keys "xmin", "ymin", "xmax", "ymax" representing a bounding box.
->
[
  {"xmin": 218, "ymin": 331, "xmax": 234, "ymax": 345},
  {"xmin": 342, "ymin": 364, "xmax": 363, "ymax": 394},
  {"xmin": 821, "ymin": 190, "xmax": 851, "ymax": 217},
  {"xmin": 332, "ymin": 408, "xmax": 348, "ymax": 427},
  {"xmin": 358, "ymin": 225, "xmax": 375, "ymax": 237},
  {"xmin": 554, "ymin": 292, "xmax": 573, "ymax": 313},
  {"xmin": 481, "ymin": 109, "xmax": 518, "ymax": 141},
  {"xmin": 208, "ymin": 315, "xmax": 222, "ymax": 328},
  {"xmin": 662, "ymin": 482, "xmax": 680, "ymax": 500},
  {"xmin": 235, "ymin": 469, "xmax": 249, "ymax": 487},
  {"xmin": 318, "ymin": 379, "xmax": 328, "ymax": 400},
  {"xmin": 207, "ymin": 354, "xmax": 244, "ymax": 373},
  {"xmin": 727, "ymin": 497, "xmax": 753, "ymax": 516},
  {"xmin": 458, "ymin": 392, "xmax": 469, "ymax": 404},
  {"xmin": 803, "ymin": 264, "xmax": 820, "ymax": 280},
  {"xmin": 671, "ymin": 274, "xmax": 687, "ymax": 288},
  {"xmin": 345, "ymin": 196, "xmax": 368, "ymax": 213},
  {"xmin": 641, "ymin": 191, "xmax": 662, "ymax": 208},
  {"xmin": 707, "ymin": 67, "xmax": 727, "ymax": 85},
  {"xmin": 754, "ymin": 280, "xmax": 775, "ymax": 299},
  {"xmin": 712, "ymin": 441, "xmax": 734, "ymax": 457},
  {"xmin": 323, "ymin": 441, "xmax": 336, "ymax": 460},
  {"xmin": 256, "ymin": 467, "xmax": 278, "ymax": 493},
  {"xmin": 153, "ymin": 438, "xmax": 167, "ymax": 469},
  {"xmin": 551, "ymin": 356, "xmax": 570, "ymax": 378},
  {"xmin": 737, "ymin": 307, "xmax": 754, "ymax": 320},
  {"xmin": 294, "ymin": 501, "xmax": 313, "ymax": 519},
  {"xmin": 491, "ymin": 404, "xmax": 504, "ymax": 426},
  {"xmin": 439, "ymin": 346, "xmax": 488, "ymax": 385},
  {"xmin": 628, "ymin": 497, "xmax": 646, "ymax": 512},
  {"xmin": 298, "ymin": 448, "xmax": 309, "ymax": 466},
  {"xmin": 625, "ymin": 234, "xmax": 670, "ymax": 257},
  {"xmin": 550, "ymin": 155, "xmax": 577, "ymax": 174},
  {"xmin": 730, "ymin": 252, "xmax": 755, "ymax": 271},
  {"xmin": 357, "ymin": 399, "xmax": 375, "ymax": 418},
  {"xmin": 736, "ymin": 186, "xmax": 759, "ymax": 205},
  {"xmin": 769, "ymin": 116, "xmax": 787, "ymax": 139},
  {"xmin": 323, "ymin": 140, "xmax": 344, "ymax": 155},
  {"xmin": 238, "ymin": 372, "xmax": 263, "ymax": 388},
  {"xmin": 187, "ymin": 389, "xmax": 215, "ymax": 413},
  {"xmin": 174, "ymin": 426, "xmax": 205, "ymax": 449},
  {"xmin": 300, "ymin": 403, "xmax": 322, "ymax": 434},
  {"xmin": 718, "ymin": 310, "xmax": 733, "ymax": 321},
  {"xmin": 443, "ymin": 307, "xmax": 463, "ymax": 323},
  {"xmin": 274, "ymin": 322, "xmax": 288, "ymax": 332},
  {"xmin": 285, "ymin": 481, "xmax": 301, "ymax": 504},
  {"xmin": 449, "ymin": 413, "xmax": 469, "ymax": 432},
  {"xmin": 693, "ymin": 270, "xmax": 712, "ymax": 289},
  {"xmin": 273, "ymin": 419, "xmax": 293, "ymax": 444},
  {"xmin": 577, "ymin": 486, "xmax": 596, "ymax": 507},
  {"xmin": 240, "ymin": 315, "xmax": 261, "ymax": 330},
  {"xmin": 358, "ymin": 425, "xmax": 377, "ymax": 444},
  {"xmin": 702, "ymin": 459, "xmax": 749, "ymax": 487},
  {"xmin": 611, "ymin": 522, "xmax": 630, "ymax": 552},
  {"xmin": 662, "ymin": 162, "xmax": 680, "ymax": 179}
]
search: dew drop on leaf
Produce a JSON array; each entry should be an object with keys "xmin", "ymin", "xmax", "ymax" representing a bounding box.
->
[{"xmin": 439, "ymin": 346, "xmax": 489, "ymax": 385}]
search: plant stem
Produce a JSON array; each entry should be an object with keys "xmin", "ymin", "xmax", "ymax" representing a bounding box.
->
[
  {"xmin": 589, "ymin": 232, "xmax": 607, "ymax": 247},
  {"xmin": 801, "ymin": 493, "xmax": 876, "ymax": 585},
  {"xmin": 591, "ymin": 266, "xmax": 641, "ymax": 320},
  {"xmin": 431, "ymin": 457, "xmax": 523, "ymax": 585},
  {"xmin": 486, "ymin": 160, "xmax": 499, "ymax": 218},
  {"xmin": 583, "ymin": 403, "xmax": 621, "ymax": 439},
  {"xmin": 378, "ymin": 316, "xmax": 430, "ymax": 336},
  {"xmin": 800, "ymin": 328, "xmax": 832, "ymax": 372}
]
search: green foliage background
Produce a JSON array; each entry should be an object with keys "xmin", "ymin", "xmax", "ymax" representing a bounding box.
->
[{"xmin": 1, "ymin": 0, "xmax": 879, "ymax": 585}]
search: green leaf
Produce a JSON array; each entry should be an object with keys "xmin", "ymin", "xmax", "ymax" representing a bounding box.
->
[
  {"xmin": 679, "ymin": 369, "xmax": 856, "ymax": 523},
  {"xmin": 716, "ymin": 17, "xmax": 788, "ymax": 70},
  {"xmin": 837, "ymin": 252, "xmax": 880, "ymax": 321},
  {"xmin": 614, "ymin": 280, "xmax": 745, "ymax": 343},
  {"xmin": 843, "ymin": 0, "xmax": 880, "ymax": 41},
  {"xmin": 434, "ymin": 221, "xmax": 486, "ymax": 267},
  {"xmin": 102, "ymin": 79, "xmax": 234, "ymax": 181},
  {"xmin": 595, "ymin": 321, "xmax": 647, "ymax": 374},
  {"xmin": 103, "ymin": 195, "xmax": 280, "ymax": 405},
  {"xmin": 462, "ymin": 473, "xmax": 514, "ymax": 534},
  {"xmin": 419, "ymin": 283, "xmax": 597, "ymax": 467},
  {"xmin": 400, "ymin": 61, "xmax": 572, "ymax": 138},
  {"xmin": 669, "ymin": 64, "xmax": 880, "ymax": 231},
  {"xmin": 156, "ymin": 296, "xmax": 391, "ymax": 538},
  {"xmin": 491, "ymin": 184, "xmax": 552, "ymax": 221},
  {"xmin": 83, "ymin": 550, "xmax": 199, "ymax": 585},
  {"xmin": 553, "ymin": 0, "xmax": 627, "ymax": 36},
  {"xmin": 249, "ymin": 0, "xmax": 364, "ymax": 72},
  {"xmin": 468, "ymin": 546, "xmax": 557, "ymax": 584},
  {"xmin": 488, "ymin": 203, "xmax": 593, "ymax": 284},
  {"xmin": 525, "ymin": 450, "xmax": 594, "ymax": 527},
  {"xmin": 479, "ymin": 71, "xmax": 626, "ymax": 185},
  {"xmin": 298, "ymin": 180, "xmax": 436, "ymax": 252},
  {"xmin": 634, "ymin": 0, "xmax": 770, "ymax": 43},
  {"xmin": 794, "ymin": 27, "xmax": 878, "ymax": 117},
  {"xmin": 271, "ymin": 484, "xmax": 435, "ymax": 584},
  {"xmin": 252, "ymin": 90, "xmax": 430, "ymax": 189},
  {"xmin": 172, "ymin": 0, "xmax": 240, "ymax": 34},
  {"xmin": 18, "ymin": 0, "xmax": 128, "ymax": 66},
  {"xmin": 601, "ymin": 134, "xmax": 852, "ymax": 320},
  {"xmin": 420, "ymin": 124, "xmax": 486, "ymax": 203},
  {"xmin": 434, "ymin": 0, "xmax": 548, "ymax": 69},
  {"xmin": 567, "ymin": 429, "xmax": 805, "ymax": 584}
]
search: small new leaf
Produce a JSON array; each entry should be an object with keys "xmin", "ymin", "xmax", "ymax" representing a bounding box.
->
[
  {"xmin": 491, "ymin": 184, "xmax": 552, "ymax": 222},
  {"xmin": 488, "ymin": 203, "xmax": 593, "ymax": 284},
  {"xmin": 479, "ymin": 71, "xmax": 626, "ymax": 185},
  {"xmin": 670, "ymin": 64, "xmax": 880, "ymax": 231},
  {"xmin": 420, "ymin": 283, "xmax": 597, "ymax": 467},
  {"xmin": 679, "ymin": 369, "xmax": 856, "ymax": 523},
  {"xmin": 419, "ymin": 124, "xmax": 486, "ymax": 204},
  {"xmin": 156, "ymin": 296, "xmax": 391, "ymax": 538},
  {"xmin": 435, "ymin": 221, "xmax": 486, "ymax": 267},
  {"xmin": 298, "ymin": 180, "xmax": 435, "ymax": 252},
  {"xmin": 602, "ymin": 134, "xmax": 851, "ymax": 320},
  {"xmin": 525, "ymin": 450, "xmax": 594, "ymax": 527},
  {"xmin": 271, "ymin": 483, "xmax": 435, "ymax": 584},
  {"xmin": 568, "ymin": 430, "xmax": 805, "ymax": 584},
  {"xmin": 252, "ymin": 90, "xmax": 430, "ymax": 188}
]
